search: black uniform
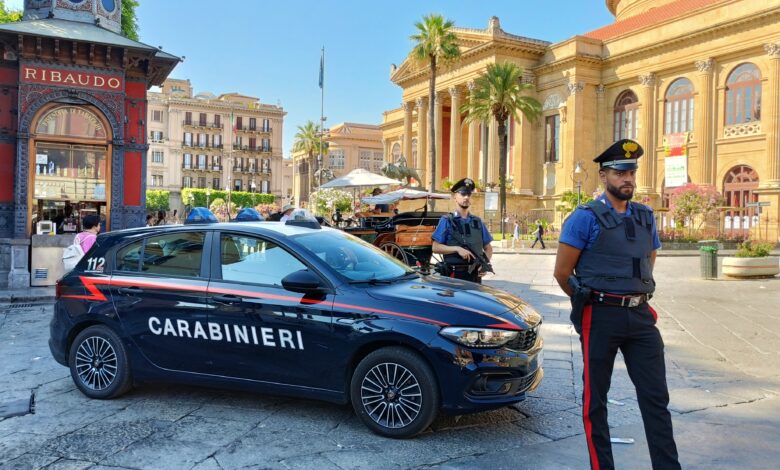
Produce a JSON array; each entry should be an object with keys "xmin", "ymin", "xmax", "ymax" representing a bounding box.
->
[{"xmin": 561, "ymin": 140, "xmax": 680, "ymax": 470}]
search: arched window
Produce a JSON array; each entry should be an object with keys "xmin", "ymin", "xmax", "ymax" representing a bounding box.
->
[
  {"xmin": 664, "ymin": 78, "xmax": 694, "ymax": 134},
  {"xmin": 613, "ymin": 90, "xmax": 638, "ymax": 141},
  {"xmin": 725, "ymin": 63, "xmax": 761, "ymax": 125},
  {"xmin": 391, "ymin": 142, "xmax": 401, "ymax": 161},
  {"xmin": 722, "ymin": 165, "xmax": 759, "ymax": 233}
]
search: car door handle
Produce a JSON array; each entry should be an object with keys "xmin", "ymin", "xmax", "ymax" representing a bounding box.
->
[
  {"xmin": 118, "ymin": 286, "xmax": 143, "ymax": 295},
  {"xmin": 212, "ymin": 294, "xmax": 243, "ymax": 304}
]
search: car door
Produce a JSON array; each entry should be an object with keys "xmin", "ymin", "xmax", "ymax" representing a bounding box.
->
[
  {"xmin": 111, "ymin": 230, "xmax": 213, "ymax": 374},
  {"xmin": 206, "ymin": 231, "xmax": 335, "ymax": 388}
]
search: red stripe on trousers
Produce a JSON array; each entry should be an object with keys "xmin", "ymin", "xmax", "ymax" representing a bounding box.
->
[{"xmin": 581, "ymin": 304, "xmax": 600, "ymax": 470}]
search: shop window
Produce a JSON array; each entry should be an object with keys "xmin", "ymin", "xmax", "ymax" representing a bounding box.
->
[
  {"xmin": 544, "ymin": 114, "xmax": 560, "ymax": 163},
  {"xmin": 36, "ymin": 106, "xmax": 107, "ymax": 139},
  {"xmin": 613, "ymin": 90, "xmax": 638, "ymax": 141},
  {"xmin": 725, "ymin": 63, "xmax": 761, "ymax": 125},
  {"xmin": 664, "ymin": 78, "xmax": 694, "ymax": 135},
  {"xmin": 33, "ymin": 143, "xmax": 107, "ymax": 203}
]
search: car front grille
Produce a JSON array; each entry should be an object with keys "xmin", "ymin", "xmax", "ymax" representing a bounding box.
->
[{"xmin": 505, "ymin": 325, "xmax": 539, "ymax": 351}]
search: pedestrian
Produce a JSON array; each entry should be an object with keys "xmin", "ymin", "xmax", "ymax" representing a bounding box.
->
[
  {"xmin": 432, "ymin": 177, "xmax": 493, "ymax": 283},
  {"xmin": 279, "ymin": 204, "xmax": 296, "ymax": 222},
  {"xmin": 553, "ymin": 139, "xmax": 680, "ymax": 470},
  {"xmin": 155, "ymin": 210, "xmax": 166, "ymax": 226},
  {"xmin": 531, "ymin": 222, "xmax": 546, "ymax": 249},
  {"xmin": 77, "ymin": 214, "xmax": 101, "ymax": 254},
  {"xmin": 145, "ymin": 214, "xmax": 154, "ymax": 227},
  {"xmin": 512, "ymin": 218, "xmax": 521, "ymax": 249}
]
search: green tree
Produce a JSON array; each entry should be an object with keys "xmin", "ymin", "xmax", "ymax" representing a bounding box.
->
[
  {"xmin": 461, "ymin": 62, "xmax": 542, "ymax": 239},
  {"xmin": 556, "ymin": 190, "xmax": 594, "ymax": 219},
  {"xmin": 121, "ymin": 0, "xmax": 140, "ymax": 41},
  {"xmin": 292, "ymin": 120, "xmax": 328, "ymax": 194},
  {"xmin": 410, "ymin": 14, "xmax": 460, "ymax": 192},
  {"xmin": 0, "ymin": 1, "xmax": 22, "ymax": 24},
  {"xmin": 145, "ymin": 189, "xmax": 170, "ymax": 212}
]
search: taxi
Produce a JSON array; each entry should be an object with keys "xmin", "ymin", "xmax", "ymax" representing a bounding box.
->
[{"xmin": 49, "ymin": 210, "xmax": 544, "ymax": 438}]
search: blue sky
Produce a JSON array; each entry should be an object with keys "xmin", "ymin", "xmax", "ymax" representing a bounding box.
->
[{"xmin": 9, "ymin": 0, "xmax": 614, "ymax": 157}]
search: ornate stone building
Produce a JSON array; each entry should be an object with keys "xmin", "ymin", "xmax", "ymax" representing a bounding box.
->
[
  {"xmin": 381, "ymin": 0, "xmax": 780, "ymax": 240},
  {"xmin": 292, "ymin": 122, "xmax": 383, "ymax": 205},
  {"xmin": 147, "ymin": 79, "xmax": 286, "ymax": 215},
  {"xmin": 0, "ymin": 0, "xmax": 178, "ymax": 287}
]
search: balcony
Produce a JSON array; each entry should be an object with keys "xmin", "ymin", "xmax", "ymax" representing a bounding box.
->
[
  {"xmin": 233, "ymin": 145, "xmax": 272, "ymax": 154},
  {"xmin": 183, "ymin": 120, "xmax": 223, "ymax": 130},
  {"xmin": 182, "ymin": 141, "xmax": 224, "ymax": 151},
  {"xmin": 235, "ymin": 125, "xmax": 272, "ymax": 135}
]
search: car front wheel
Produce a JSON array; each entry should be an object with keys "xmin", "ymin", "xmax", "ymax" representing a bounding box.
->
[
  {"xmin": 350, "ymin": 346, "xmax": 439, "ymax": 438},
  {"xmin": 69, "ymin": 325, "xmax": 132, "ymax": 399}
]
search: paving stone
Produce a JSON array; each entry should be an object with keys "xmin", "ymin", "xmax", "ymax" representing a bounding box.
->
[
  {"xmin": 153, "ymin": 415, "xmax": 256, "ymax": 446},
  {"xmin": 41, "ymin": 419, "xmax": 171, "ymax": 461},
  {"xmin": 103, "ymin": 438, "xmax": 217, "ymax": 470},
  {"xmin": 514, "ymin": 410, "xmax": 583, "ymax": 440},
  {"xmin": 431, "ymin": 407, "xmax": 523, "ymax": 431},
  {"xmin": 514, "ymin": 396, "xmax": 579, "ymax": 416},
  {"xmin": 0, "ymin": 452, "xmax": 59, "ymax": 470},
  {"xmin": 0, "ymin": 433, "xmax": 52, "ymax": 464},
  {"xmin": 190, "ymin": 457, "xmax": 223, "ymax": 470},
  {"xmin": 42, "ymin": 458, "xmax": 95, "ymax": 470}
]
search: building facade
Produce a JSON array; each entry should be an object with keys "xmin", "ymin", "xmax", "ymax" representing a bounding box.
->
[
  {"xmin": 381, "ymin": 0, "xmax": 780, "ymax": 240},
  {"xmin": 292, "ymin": 122, "xmax": 383, "ymax": 205},
  {"xmin": 147, "ymin": 79, "xmax": 286, "ymax": 215},
  {"xmin": 0, "ymin": 0, "xmax": 178, "ymax": 288}
]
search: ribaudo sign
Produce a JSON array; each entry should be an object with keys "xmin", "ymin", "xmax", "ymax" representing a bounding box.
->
[{"xmin": 21, "ymin": 65, "xmax": 123, "ymax": 92}]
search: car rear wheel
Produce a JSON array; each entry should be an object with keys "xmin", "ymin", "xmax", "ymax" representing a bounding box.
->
[
  {"xmin": 350, "ymin": 346, "xmax": 439, "ymax": 438},
  {"xmin": 69, "ymin": 325, "xmax": 132, "ymax": 399}
]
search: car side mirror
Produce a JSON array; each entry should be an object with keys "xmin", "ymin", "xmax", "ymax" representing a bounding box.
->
[{"xmin": 281, "ymin": 269, "xmax": 325, "ymax": 294}]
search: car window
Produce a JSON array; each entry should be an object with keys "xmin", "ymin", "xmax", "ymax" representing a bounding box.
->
[
  {"xmin": 220, "ymin": 234, "xmax": 306, "ymax": 286},
  {"xmin": 140, "ymin": 232, "xmax": 205, "ymax": 277},
  {"xmin": 293, "ymin": 230, "xmax": 410, "ymax": 281},
  {"xmin": 116, "ymin": 239, "xmax": 143, "ymax": 272}
]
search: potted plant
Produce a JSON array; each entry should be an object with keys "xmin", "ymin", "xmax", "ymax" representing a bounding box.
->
[{"xmin": 722, "ymin": 240, "xmax": 779, "ymax": 278}]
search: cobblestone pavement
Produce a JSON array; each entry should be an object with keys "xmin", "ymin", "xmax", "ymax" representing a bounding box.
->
[{"xmin": 1, "ymin": 254, "xmax": 778, "ymax": 469}]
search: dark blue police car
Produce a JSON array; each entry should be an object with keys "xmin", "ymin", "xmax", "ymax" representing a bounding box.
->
[{"xmin": 50, "ymin": 212, "xmax": 543, "ymax": 438}]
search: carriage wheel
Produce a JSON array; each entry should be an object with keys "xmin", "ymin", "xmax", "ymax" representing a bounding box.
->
[{"xmin": 380, "ymin": 243, "xmax": 409, "ymax": 265}]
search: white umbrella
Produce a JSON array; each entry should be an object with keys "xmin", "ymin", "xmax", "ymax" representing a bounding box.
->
[
  {"xmin": 361, "ymin": 188, "xmax": 449, "ymax": 205},
  {"xmin": 319, "ymin": 168, "xmax": 401, "ymax": 189}
]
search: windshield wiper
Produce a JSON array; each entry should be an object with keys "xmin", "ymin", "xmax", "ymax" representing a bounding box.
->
[{"xmin": 349, "ymin": 278, "xmax": 394, "ymax": 285}]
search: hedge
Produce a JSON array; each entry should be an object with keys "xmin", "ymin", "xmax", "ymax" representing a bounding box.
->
[{"xmin": 180, "ymin": 188, "xmax": 275, "ymax": 208}]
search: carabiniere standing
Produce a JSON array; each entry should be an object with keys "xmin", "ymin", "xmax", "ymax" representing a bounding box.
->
[{"xmin": 553, "ymin": 139, "xmax": 681, "ymax": 470}]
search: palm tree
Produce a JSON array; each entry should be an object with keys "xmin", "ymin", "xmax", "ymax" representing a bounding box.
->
[
  {"xmin": 410, "ymin": 14, "xmax": 460, "ymax": 192},
  {"xmin": 292, "ymin": 120, "xmax": 328, "ymax": 198},
  {"xmin": 461, "ymin": 62, "xmax": 542, "ymax": 239}
]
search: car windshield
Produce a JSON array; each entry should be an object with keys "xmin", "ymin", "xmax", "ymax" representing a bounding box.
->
[{"xmin": 293, "ymin": 230, "xmax": 413, "ymax": 281}]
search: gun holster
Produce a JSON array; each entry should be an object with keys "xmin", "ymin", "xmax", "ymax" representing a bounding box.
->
[{"xmin": 568, "ymin": 276, "xmax": 591, "ymax": 335}]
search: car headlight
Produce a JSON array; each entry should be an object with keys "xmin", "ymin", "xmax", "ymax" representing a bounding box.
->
[{"xmin": 439, "ymin": 327, "xmax": 519, "ymax": 348}]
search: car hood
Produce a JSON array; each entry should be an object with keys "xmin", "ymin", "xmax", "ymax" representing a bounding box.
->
[{"xmin": 363, "ymin": 275, "xmax": 541, "ymax": 330}]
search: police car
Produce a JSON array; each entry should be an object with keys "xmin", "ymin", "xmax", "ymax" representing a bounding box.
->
[{"xmin": 50, "ymin": 210, "xmax": 543, "ymax": 438}]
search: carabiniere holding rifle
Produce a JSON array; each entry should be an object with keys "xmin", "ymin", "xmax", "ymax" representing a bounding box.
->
[{"xmin": 432, "ymin": 177, "xmax": 494, "ymax": 283}]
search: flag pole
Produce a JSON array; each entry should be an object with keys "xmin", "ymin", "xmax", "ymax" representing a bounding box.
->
[{"xmin": 318, "ymin": 46, "xmax": 325, "ymax": 189}]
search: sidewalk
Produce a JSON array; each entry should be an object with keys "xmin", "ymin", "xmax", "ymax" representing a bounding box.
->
[{"xmin": 0, "ymin": 286, "xmax": 54, "ymax": 303}]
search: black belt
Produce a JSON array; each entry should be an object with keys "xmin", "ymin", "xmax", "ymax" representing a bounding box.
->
[{"xmin": 591, "ymin": 290, "xmax": 652, "ymax": 307}]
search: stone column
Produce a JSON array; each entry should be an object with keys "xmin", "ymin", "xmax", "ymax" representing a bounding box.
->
[
  {"xmin": 466, "ymin": 80, "xmax": 480, "ymax": 180},
  {"xmin": 416, "ymin": 97, "xmax": 428, "ymax": 183},
  {"xmin": 449, "ymin": 87, "xmax": 461, "ymax": 181},
  {"xmin": 763, "ymin": 43, "xmax": 780, "ymax": 188},
  {"xmin": 694, "ymin": 58, "xmax": 716, "ymax": 186},
  {"xmin": 487, "ymin": 116, "xmax": 499, "ymax": 184},
  {"xmin": 434, "ymin": 92, "xmax": 444, "ymax": 189},
  {"xmin": 595, "ymin": 84, "xmax": 606, "ymax": 153},
  {"xmin": 638, "ymin": 73, "xmax": 657, "ymax": 193},
  {"xmin": 402, "ymin": 102, "xmax": 413, "ymax": 165}
]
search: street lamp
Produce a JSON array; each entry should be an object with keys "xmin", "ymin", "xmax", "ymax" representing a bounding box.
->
[{"xmin": 571, "ymin": 160, "xmax": 589, "ymax": 206}]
